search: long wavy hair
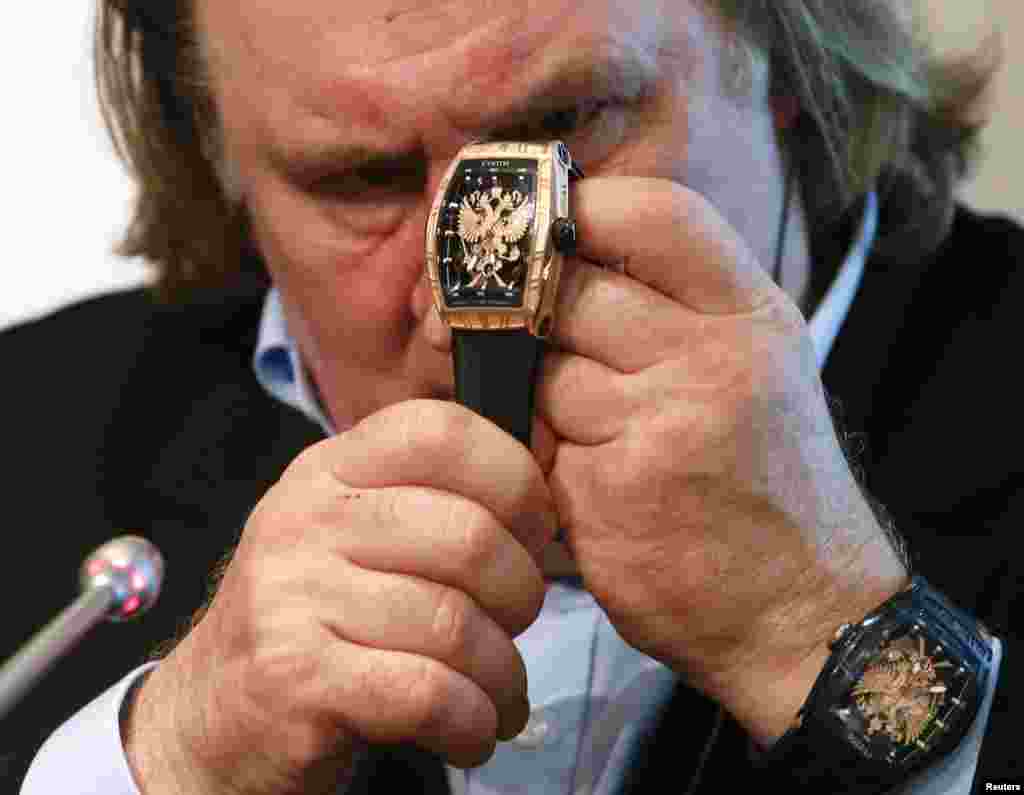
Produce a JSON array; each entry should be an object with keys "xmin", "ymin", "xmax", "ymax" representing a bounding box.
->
[{"xmin": 95, "ymin": 0, "xmax": 999, "ymax": 302}]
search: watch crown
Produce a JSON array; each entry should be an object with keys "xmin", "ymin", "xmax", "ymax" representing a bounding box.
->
[
  {"xmin": 552, "ymin": 217, "xmax": 577, "ymax": 257},
  {"xmin": 830, "ymin": 623, "xmax": 854, "ymax": 648}
]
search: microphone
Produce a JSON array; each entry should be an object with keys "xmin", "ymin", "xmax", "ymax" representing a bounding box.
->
[{"xmin": 0, "ymin": 535, "xmax": 164, "ymax": 720}]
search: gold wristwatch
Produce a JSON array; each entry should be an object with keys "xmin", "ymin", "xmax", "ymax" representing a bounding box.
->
[{"xmin": 424, "ymin": 140, "xmax": 583, "ymax": 445}]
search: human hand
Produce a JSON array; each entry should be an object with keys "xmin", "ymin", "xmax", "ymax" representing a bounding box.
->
[
  {"xmin": 533, "ymin": 177, "xmax": 909, "ymax": 745},
  {"xmin": 122, "ymin": 400, "xmax": 557, "ymax": 794}
]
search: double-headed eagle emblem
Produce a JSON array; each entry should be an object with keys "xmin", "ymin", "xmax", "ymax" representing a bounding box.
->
[
  {"xmin": 852, "ymin": 635, "xmax": 953, "ymax": 746},
  {"xmin": 457, "ymin": 186, "xmax": 534, "ymax": 290}
]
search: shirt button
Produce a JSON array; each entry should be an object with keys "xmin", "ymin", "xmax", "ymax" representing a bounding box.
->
[{"xmin": 510, "ymin": 708, "xmax": 553, "ymax": 748}]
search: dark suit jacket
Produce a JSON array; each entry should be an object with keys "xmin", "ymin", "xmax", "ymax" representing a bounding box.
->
[{"xmin": 0, "ymin": 204, "xmax": 1019, "ymax": 793}]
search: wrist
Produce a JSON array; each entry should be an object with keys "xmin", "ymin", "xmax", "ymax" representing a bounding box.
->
[
  {"xmin": 123, "ymin": 645, "xmax": 367, "ymax": 795},
  {"xmin": 716, "ymin": 540, "xmax": 911, "ymax": 750},
  {"xmin": 122, "ymin": 657, "xmax": 219, "ymax": 794},
  {"xmin": 729, "ymin": 640, "xmax": 833, "ymax": 750}
]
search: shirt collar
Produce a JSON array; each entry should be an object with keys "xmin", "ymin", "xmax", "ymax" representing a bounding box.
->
[
  {"xmin": 807, "ymin": 190, "xmax": 878, "ymax": 370},
  {"xmin": 253, "ymin": 191, "xmax": 879, "ymax": 436},
  {"xmin": 252, "ymin": 287, "xmax": 335, "ymax": 434}
]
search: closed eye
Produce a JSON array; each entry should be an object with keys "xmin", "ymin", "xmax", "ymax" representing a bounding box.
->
[
  {"xmin": 539, "ymin": 100, "xmax": 613, "ymax": 137},
  {"xmin": 306, "ymin": 155, "xmax": 428, "ymax": 201}
]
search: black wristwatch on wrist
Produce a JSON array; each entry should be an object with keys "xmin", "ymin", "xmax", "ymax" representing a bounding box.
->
[
  {"xmin": 424, "ymin": 140, "xmax": 582, "ymax": 446},
  {"xmin": 756, "ymin": 575, "xmax": 994, "ymax": 792}
]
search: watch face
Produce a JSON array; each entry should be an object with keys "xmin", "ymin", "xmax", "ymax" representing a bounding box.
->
[
  {"xmin": 833, "ymin": 622, "xmax": 980, "ymax": 763},
  {"xmin": 435, "ymin": 158, "xmax": 539, "ymax": 309}
]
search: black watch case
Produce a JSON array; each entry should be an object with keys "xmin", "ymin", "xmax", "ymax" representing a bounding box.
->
[{"xmin": 806, "ymin": 576, "xmax": 993, "ymax": 768}]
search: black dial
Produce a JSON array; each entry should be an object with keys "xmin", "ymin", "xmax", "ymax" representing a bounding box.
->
[{"xmin": 436, "ymin": 158, "xmax": 538, "ymax": 308}]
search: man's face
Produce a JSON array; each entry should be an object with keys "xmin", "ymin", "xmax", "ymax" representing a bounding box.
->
[{"xmin": 196, "ymin": 0, "xmax": 790, "ymax": 430}]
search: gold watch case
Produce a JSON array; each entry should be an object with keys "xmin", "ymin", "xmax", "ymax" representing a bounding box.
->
[{"xmin": 424, "ymin": 140, "xmax": 574, "ymax": 338}]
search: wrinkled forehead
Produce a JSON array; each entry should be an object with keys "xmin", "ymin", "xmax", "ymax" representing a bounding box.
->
[
  {"xmin": 194, "ymin": 0, "xmax": 751, "ymax": 112},
  {"xmin": 198, "ymin": 0, "xmax": 672, "ymax": 71}
]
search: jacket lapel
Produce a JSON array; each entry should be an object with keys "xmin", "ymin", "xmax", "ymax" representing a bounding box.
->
[{"xmin": 95, "ymin": 284, "xmax": 325, "ymax": 693}]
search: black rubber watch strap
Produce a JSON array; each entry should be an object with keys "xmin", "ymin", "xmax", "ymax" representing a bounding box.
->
[
  {"xmin": 754, "ymin": 713, "xmax": 913, "ymax": 793},
  {"xmin": 452, "ymin": 328, "xmax": 543, "ymax": 448}
]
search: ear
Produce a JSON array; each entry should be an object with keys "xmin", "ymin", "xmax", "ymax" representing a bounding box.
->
[{"xmin": 770, "ymin": 95, "xmax": 801, "ymax": 130}]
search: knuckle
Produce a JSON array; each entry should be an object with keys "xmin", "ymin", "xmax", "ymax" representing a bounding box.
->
[
  {"xmin": 245, "ymin": 478, "xmax": 327, "ymax": 551},
  {"xmin": 449, "ymin": 501, "xmax": 499, "ymax": 574},
  {"xmin": 397, "ymin": 399, "xmax": 473, "ymax": 457},
  {"xmin": 403, "ymin": 658, "xmax": 454, "ymax": 736},
  {"xmin": 282, "ymin": 438, "xmax": 332, "ymax": 480},
  {"xmin": 244, "ymin": 491, "xmax": 294, "ymax": 548},
  {"xmin": 430, "ymin": 585, "xmax": 475, "ymax": 660},
  {"xmin": 371, "ymin": 485, "xmax": 408, "ymax": 527}
]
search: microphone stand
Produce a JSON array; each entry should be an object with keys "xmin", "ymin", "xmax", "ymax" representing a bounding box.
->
[{"xmin": 0, "ymin": 535, "xmax": 164, "ymax": 720}]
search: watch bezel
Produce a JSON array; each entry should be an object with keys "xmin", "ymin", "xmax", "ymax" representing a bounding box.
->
[{"xmin": 424, "ymin": 140, "xmax": 571, "ymax": 337}]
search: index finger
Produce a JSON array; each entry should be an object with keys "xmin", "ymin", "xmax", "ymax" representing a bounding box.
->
[{"xmin": 298, "ymin": 399, "xmax": 560, "ymax": 562}]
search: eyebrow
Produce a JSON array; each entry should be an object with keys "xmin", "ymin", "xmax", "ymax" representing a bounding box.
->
[{"xmin": 269, "ymin": 43, "xmax": 660, "ymax": 180}]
